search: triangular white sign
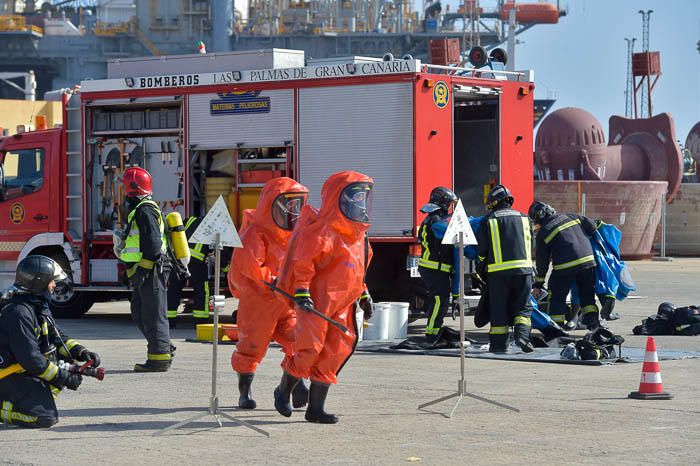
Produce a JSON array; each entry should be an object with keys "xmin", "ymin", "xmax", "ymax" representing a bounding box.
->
[
  {"xmin": 442, "ymin": 199, "xmax": 477, "ymax": 245},
  {"xmin": 189, "ymin": 196, "xmax": 243, "ymax": 248}
]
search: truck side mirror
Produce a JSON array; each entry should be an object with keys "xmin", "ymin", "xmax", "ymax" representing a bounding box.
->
[{"xmin": 0, "ymin": 164, "xmax": 5, "ymax": 201}]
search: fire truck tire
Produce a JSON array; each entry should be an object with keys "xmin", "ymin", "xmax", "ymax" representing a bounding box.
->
[{"xmin": 41, "ymin": 253, "xmax": 95, "ymax": 318}]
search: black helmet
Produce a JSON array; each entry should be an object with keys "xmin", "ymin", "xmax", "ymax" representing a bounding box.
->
[
  {"xmin": 528, "ymin": 200, "xmax": 557, "ymax": 224},
  {"xmin": 420, "ymin": 187, "xmax": 458, "ymax": 213},
  {"xmin": 486, "ymin": 184, "xmax": 514, "ymax": 210},
  {"xmin": 14, "ymin": 255, "xmax": 67, "ymax": 295},
  {"xmin": 657, "ymin": 302, "xmax": 676, "ymax": 319}
]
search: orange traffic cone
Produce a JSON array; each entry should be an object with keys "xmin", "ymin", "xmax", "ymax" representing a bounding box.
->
[{"xmin": 628, "ymin": 336, "xmax": 673, "ymax": 400}]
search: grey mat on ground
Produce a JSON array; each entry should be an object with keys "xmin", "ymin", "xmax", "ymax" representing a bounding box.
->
[{"xmin": 355, "ymin": 339, "xmax": 700, "ymax": 365}]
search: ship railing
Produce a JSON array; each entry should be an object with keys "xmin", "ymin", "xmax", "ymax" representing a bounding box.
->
[{"xmin": 0, "ymin": 15, "xmax": 43, "ymax": 36}]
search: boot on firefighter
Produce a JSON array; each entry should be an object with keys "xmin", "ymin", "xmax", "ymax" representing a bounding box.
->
[
  {"xmin": 0, "ymin": 256, "xmax": 101, "ymax": 428},
  {"xmin": 476, "ymin": 185, "xmax": 535, "ymax": 353},
  {"xmin": 227, "ymin": 177, "xmax": 310, "ymax": 411},
  {"xmin": 529, "ymin": 201, "xmax": 600, "ymax": 331},
  {"xmin": 273, "ymin": 171, "xmax": 374, "ymax": 424},
  {"xmin": 116, "ymin": 167, "xmax": 173, "ymax": 372},
  {"xmin": 166, "ymin": 215, "xmax": 233, "ymax": 329}
]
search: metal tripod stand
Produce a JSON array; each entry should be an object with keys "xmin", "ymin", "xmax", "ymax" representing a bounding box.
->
[
  {"xmin": 418, "ymin": 232, "xmax": 520, "ymax": 418},
  {"xmin": 156, "ymin": 233, "xmax": 269, "ymax": 437}
]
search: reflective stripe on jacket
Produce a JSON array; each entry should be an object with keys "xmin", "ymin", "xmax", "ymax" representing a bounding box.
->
[
  {"xmin": 476, "ymin": 208, "xmax": 533, "ymax": 275},
  {"xmin": 119, "ymin": 199, "xmax": 167, "ymax": 263},
  {"xmin": 417, "ymin": 211, "xmax": 454, "ymax": 273},
  {"xmin": 534, "ymin": 213, "xmax": 596, "ymax": 283}
]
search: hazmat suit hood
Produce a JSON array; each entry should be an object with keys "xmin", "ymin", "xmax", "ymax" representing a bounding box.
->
[
  {"xmin": 318, "ymin": 171, "xmax": 374, "ymax": 240},
  {"xmin": 252, "ymin": 177, "xmax": 309, "ymax": 240}
]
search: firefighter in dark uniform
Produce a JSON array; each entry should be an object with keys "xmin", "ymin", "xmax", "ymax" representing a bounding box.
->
[
  {"xmin": 528, "ymin": 201, "xmax": 600, "ymax": 331},
  {"xmin": 476, "ymin": 185, "xmax": 535, "ymax": 353},
  {"xmin": 0, "ymin": 256, "xmax": 101, "ymax": 428},
  {"xmin": 417, "ymin": 187, "xmax": 459, "ymax": 342},
  {"xmin": 118, "ymin": 167, "xmax": 173, "ymax": 372},
  {"xmin": 166, "ymin": 216, "xmax": 232, "ymax": 328}
]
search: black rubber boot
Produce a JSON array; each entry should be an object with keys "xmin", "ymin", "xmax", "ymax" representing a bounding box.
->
[
  {"xmin": 305, "ymin": 382, "xmax": 338, "ymax": 424},
  {"xmin": 600, "ymin": 297, "xmax": 621, "ymax": 320},
  {"xmin": 581, "ymin": 311, "xmax": 601, "ymax": 331},
  {"xmin": 169, "ymin": 344, "xmax": 177, "ymax": 358},
  {"xmin": 489, "ymin": 333, "xmax": 508, "ymax": 353},
  {"xmin": 168, "ymin": 319, "xmax": 177, "ymax": 329},
  {"xmin": 134, "ymin": 359, "xmax": 171, "ymax": 372},
  {"xmin": 292, "ymin": 378, "xmax": 309, "ymax": 409},
  {"xmin": 274, "ymin": 372, "xmax": 300, "ymax": 417},
  {"xmin": 237, "ymin": 372, "xmax": 257, "ymax": 410},
  {"xmin": 514, "ymin": 324, "xmax": 535, "ymax": 353},
  {"xmin": 540, "ymin": 322, "xmax": 571, "ymax": 341}
]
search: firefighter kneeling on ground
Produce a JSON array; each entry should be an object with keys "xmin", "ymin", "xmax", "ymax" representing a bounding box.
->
[
  {"xmin": 529, "ymin": 201, "xmax": 601, "ymax": 331},
  {"xmin": 116, "ymin": 167, "xmax": 174, "ymax": 372},
  {"xmin": 417, "ymin": 187, "xmax": 460, "ymax": 343},
  {"xmin": 166, "ymin": 215, "xmax": 232, "ymax": 329},
  {"xmin": 0, "ymin": 256, "xmax": 101, "ymax": 428},
  {"xmin": 476, "ymin": 185, "xmax": 535, "ymax": 353}
]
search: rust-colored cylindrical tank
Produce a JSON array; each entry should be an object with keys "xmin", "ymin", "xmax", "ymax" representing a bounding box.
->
[
  {"xmin": 535, "ymin": 108, "xmax": 682, "ymax": 202},
  {"xmin": 534, "ymin": 180, "xmax": 668, "ymax": 258},
  {"xmin": 500, "ymin": 3, "xmax": 560, "ymax": 24}
]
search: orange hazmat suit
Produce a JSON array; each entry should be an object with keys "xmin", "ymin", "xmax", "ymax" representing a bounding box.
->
[
  {"xmin": 278, "ymin": 171, "xmax": 374, "ymax": 385},
  {"xmin": 228, "ymin": 177, "xmax": 309, "ymax": 374}
]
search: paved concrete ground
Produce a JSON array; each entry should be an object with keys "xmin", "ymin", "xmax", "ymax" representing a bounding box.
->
[{"xmin": 1, "ymin": 259, "xmax": 700, "ymax": 465}]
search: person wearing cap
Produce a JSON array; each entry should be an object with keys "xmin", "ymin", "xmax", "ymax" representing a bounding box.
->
[
  {"xmin": 116, "ymin": 167, "xmax": 173, "ymax": 372},
  {"xmin": 417, "ymin": 187, "xmax": 460, "ymax": 342},
  {"xmin": 0, "ymin": 256, "xmax": 101, "ymax": 428}
]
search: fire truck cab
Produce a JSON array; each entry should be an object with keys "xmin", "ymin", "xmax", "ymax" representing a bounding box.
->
[{"xmin": 0, "ymin": 49, "xmax": 534, "ymax": 317}]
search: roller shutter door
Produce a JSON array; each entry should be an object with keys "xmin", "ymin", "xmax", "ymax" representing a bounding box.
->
[
  {"xmin": 298, "ymin": 82, "xmax": 414, "ymax": 237},
  {"xmin": 188, "ymin": 90, "xmax": 294, "ymax": 149}
]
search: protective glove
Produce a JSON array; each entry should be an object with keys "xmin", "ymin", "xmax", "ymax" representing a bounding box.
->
[
  {"xmin": 451, "ymin": 294, "xmax": 461, "ymax": 320},
  {"xmin": 53, "ymin": 368, "xmax": 83, "ymax": 391},
  {"xmin": 128, "ymin": 266, "xmax": 149, "ymax": 289},
  {"xmin": 359, "ymin": 292, "xmax": 373, "ymax": 320},
  {"xmin": 532, "ymin": 285, "xmax": 543, "ymax": 300},
  {"xmin": 78, "ymin": 349, "xmax": 101, "ymax": 368},
  {"xmin": 294, "ymin": 296, "xmax": 315, "ymax": 313}
]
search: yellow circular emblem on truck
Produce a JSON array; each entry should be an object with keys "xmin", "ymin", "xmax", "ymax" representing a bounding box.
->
[
  {"xmin": 10, "ymin": 203, "xmax": 25, "ymax": 224},
  {"xmin": 433, "ymin": 81, "xmax": 449, "ymax": 109}
]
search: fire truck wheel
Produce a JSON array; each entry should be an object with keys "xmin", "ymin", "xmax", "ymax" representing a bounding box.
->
[{"xmin": 41, "ymin": 253, "xmax": 94, "ymax": 318}]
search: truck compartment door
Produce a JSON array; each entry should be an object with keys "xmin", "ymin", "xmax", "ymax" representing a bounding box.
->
[{"xmin": 298, "ymin": 82, "xmax": 414, "ymax": 237}]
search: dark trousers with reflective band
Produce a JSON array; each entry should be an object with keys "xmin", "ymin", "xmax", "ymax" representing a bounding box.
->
[
  {"xmin": 0, "ymin": 374, "xmax": 58, "ymax": 428},
  {"xmin": 547, "ymin": 267, "xmax": 597, "ymax": 325},
  {"xmin": 487, "ymin": 273, "xmax": 533, "ymax": 350},
  {"xmin": 420, "ymin": 266, "xmax": 452, "ymax": 341},
  {"xmin": 131, "ymin": 267, "xmax": 172, "ymax": 360},
  {"xmin": 166, "ymin": 258, "xmax": 210, "ymax": 319}
]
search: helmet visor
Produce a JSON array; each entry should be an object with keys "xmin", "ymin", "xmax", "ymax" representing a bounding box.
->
[
  {"xmin": 272, "ymin": 192, "xmax": 308, "ymax": 230},
  {"xmin": 339, "ymin": 182, "xmax": 373, "ymax": 223},
  {"xmin": 53, "ymin": 262, "xmax": 68, "ymax": 282}
]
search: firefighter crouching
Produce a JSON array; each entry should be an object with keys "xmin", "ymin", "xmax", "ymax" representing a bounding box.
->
[
  {"xmin": 0, "ymin": 256, "xmax": 101, "ymax": 428},
  {"xmin": 417, "ymin": 187, "xmax": 460, "ymax": 342},
  {"xmin": 116, "ymin": 167, "xmax": 174, "ymax": 372},
  {"xmin": 529, "ymin": 201, "xmax": 600, "ymax": 331},
  {"xmin": 166, "ymin": 215, "xmax": 233, "ymax": 328},
  {"xmin": 476, "ymin": 185, "xmax": 535, "ymax": 353}
]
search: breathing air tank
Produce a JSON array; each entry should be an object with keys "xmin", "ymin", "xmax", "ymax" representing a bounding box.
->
[{"xmin": 165, "ymin": 212, "xmax": 191, "ymax": 267}]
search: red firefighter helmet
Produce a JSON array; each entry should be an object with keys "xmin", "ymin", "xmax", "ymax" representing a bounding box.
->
[{"xmin": 123, "ymin": 167, "xmax": 152, "ymax": 196}]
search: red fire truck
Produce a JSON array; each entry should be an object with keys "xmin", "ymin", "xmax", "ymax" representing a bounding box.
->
[{"xmin": 0, "ymin": 49, "xmax": 534, "ymax": 317}]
